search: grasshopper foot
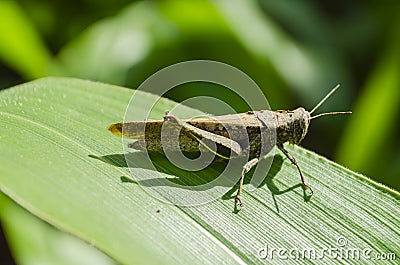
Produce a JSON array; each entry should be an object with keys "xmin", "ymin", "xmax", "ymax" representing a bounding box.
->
[
  {"xmin": 235, "ymin": 195, "xmax": 243, "ymax": 207},
  {"xmin": 302, "ymin": 183, "xmax": 314, "ymax": 196}
]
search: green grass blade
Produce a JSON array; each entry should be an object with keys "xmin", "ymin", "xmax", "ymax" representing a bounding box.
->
[
  {"xmin": 0, "ymin": 77, "xmax": 399, "ymax": 264},
  {"xmin": 0, "ymin": 193, "xmax": 116, "ymax": 265},
  {"xmin": 335, "ymin": 28, "xmax": 400, "ymax": 189},
  {"xmin": 0, "ymin": 1, "xmax": 52, "ymax": 79}
]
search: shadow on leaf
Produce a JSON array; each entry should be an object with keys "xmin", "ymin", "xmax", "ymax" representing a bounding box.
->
[{"xmin": 89, "ymin": 152, "xmax": 309, "ymax": 211}]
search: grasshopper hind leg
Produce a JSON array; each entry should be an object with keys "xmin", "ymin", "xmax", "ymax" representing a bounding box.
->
[{"xmin": 235, "ymin": 157, "xmax": 260, "ymax": 206}]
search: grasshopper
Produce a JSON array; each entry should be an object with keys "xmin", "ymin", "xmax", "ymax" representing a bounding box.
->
[{"xmin": 108, "ymin": 85, "xmax": 351, "ymax": 206}]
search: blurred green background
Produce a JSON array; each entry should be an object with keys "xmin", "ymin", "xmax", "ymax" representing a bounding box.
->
[
  {"xmin": 0, "ymin": 0, "xmax": 399, "ymax": 263},
  {"xmin": 1, "ymin": 0, "xmax": 399, "ymax": 188}
]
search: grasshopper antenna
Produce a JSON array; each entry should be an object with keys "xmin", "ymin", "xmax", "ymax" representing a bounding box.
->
[
  {"xmin": 310, "ymin": 111, "xmax": 352, "ymax": 120},
  {"xmin": 309, "ymin": 84, "xmax": 352, "ymax": 119},
  {"xmin": 310, "ymin": 84, "xmax": 341, "ymax": 114}
]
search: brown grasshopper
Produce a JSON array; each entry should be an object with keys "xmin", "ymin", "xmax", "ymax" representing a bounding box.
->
[{"xmin": 108, "ymin": 85, "xmax": 351, "ymax": 206}]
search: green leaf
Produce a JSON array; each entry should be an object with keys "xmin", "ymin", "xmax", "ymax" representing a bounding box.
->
[
  {"xmin": 57, "ymin": 1, "xmax": 159, "ymax": 84},
  {"xmin": 0, "ymin": 1, "xmax": 52, "ymax": 79},
  {"xmin": 213, "ymin": 0, "xmax": 353, "ymax": 107},
  {"xmin": 0, "ymin": 77, "xmax": 399, "ymax": 264},
  {"xmin": 0, "ymin": 193, "xmax": 116, "ymax": 265},
  {"xmin": 335, "ymin": 23, "xmax": 400, "ymax": 189}
]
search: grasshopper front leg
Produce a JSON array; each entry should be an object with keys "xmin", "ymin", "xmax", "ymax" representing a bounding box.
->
[{"xmin": 277, "ymin": 143, "xmax": 314, "ymax": 195}]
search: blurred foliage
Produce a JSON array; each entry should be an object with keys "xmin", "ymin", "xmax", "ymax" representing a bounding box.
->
[
  {"xmin": 0, "ymin": 0, "xmax": 398, "ymax": 188},
  {"xmin": 0, "ymin": 0, "xmax": 399, "ymax": 263},
  {"xmin": 0, "ymin": 193, "xmax": 116, "ymax": 265}
]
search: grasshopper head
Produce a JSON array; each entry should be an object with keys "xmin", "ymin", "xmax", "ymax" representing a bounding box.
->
[
  {"xmin": 290, "ymin": 107, "xmax": 311, "ymax": 145},
  {"xmin": 287, "ymin": 85, "xmax": 351, "ymax": 145}
]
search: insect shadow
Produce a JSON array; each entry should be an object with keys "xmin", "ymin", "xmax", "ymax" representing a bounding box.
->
[
  {"xmin": 221, "ymin": 155, "xmax": 309, "ymax": 213},
  {"xmin": 89, "ymin": 152, "xmax": 309, "ymax": 212}
]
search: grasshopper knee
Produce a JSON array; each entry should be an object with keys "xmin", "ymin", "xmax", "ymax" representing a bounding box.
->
[{"xmin": 242, "ymin": 157, "xmax": 259, "ymax": 174}]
